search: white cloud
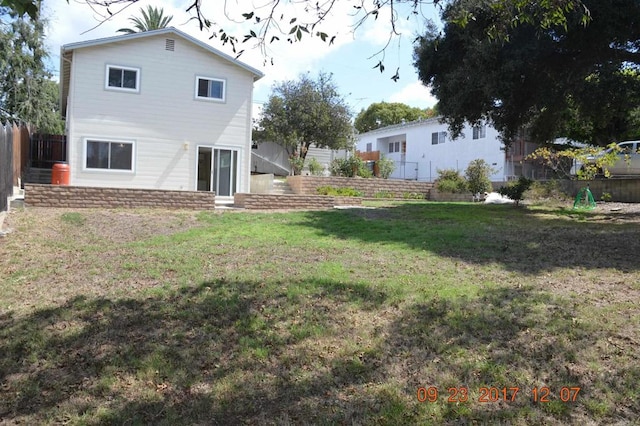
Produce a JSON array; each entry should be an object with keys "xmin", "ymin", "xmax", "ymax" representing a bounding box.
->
[{"xmin": 389, "ymin": 80, "xmax": 438, "ymax": 108}]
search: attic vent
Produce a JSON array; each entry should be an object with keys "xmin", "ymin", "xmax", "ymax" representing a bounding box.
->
[{"xmin": 165, "ymin": 39, "xmax": 175, "ymax": 51}]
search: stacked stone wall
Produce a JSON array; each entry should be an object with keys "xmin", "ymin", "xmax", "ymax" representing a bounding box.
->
[
  {"xmin": 234, "ymin": 193, "xmax": 362, "ymax": 210},
  {"xmin": 287, "ymin": 176, "xmax": 434, "ymax": 198},
  {"xmin": 24, "ymin": 184, "xmax": 215, "ymax": 209}
]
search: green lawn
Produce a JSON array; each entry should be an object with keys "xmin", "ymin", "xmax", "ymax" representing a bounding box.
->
[{"xmin": 0, "ymin": 202, "xmax": 638, "ymax": 424}]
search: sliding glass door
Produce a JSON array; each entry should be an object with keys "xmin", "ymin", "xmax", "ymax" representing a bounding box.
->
[{"xmin": 197, "ymin": 147, "xmax": 238, "ymax": 196}]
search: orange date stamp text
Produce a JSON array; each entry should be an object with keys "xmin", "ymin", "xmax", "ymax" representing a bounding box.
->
[{"xmin": 416, "ymin": 386, "xmax": 581, "ymax": 403}]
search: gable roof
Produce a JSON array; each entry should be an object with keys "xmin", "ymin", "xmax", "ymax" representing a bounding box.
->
[
  {"xmin": 356, "ymin": 116, "xmax": 443, "ymax": 138},
  {"xmin": 60, "ymin": 27, "xmax": 264, "ymax": 116}
]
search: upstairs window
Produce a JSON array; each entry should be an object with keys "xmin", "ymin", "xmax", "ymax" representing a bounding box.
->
[
  {"xmin": 366, "ymin": 143, "xmax": 372, "ymax": 152},
  {"xmin": 196, "ymin": 76, "xmax": 225, "ymax": 101},
  {"xmin": 106, "ymin": 65, "xmax": 140, "ymax": 92},
  {"xmin": 431, "ymin": 131, "xmax": 446, "ymax": 145},
  {"xmin": 473, "ymin": 125, "xmax": 486, "ymax": 139}
]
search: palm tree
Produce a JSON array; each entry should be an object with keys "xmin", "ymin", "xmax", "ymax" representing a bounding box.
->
[{"xmin": 117, "ymin": 6, "xmax": 173, "ymax": 34}]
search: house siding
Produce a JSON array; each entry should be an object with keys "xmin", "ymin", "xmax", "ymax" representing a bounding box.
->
[
  {"xmin": 66, "ymin": 33, "xmax": 255, "ymax": 192},
  {"xmin": 357, "ymin": 119, "xmax": 506, "ymax": 182}
]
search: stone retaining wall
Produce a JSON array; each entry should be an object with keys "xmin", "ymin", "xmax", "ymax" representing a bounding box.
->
[
  {"xmin": 234, "ymin": 193, "xmax": 362, "ymax": 210},
  {"xmin": 287, "ymin": 176, "xmax": 434, "ymax": 198},
  {"xmin": 24, "ymin": 184, "xmax": 216, "ymax": 209},
  {"xmin": 558, "ymin": 179, "xmax": 640, "ymax": 203}
]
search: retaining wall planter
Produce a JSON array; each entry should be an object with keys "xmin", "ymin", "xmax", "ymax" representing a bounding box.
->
[
  {"xmin": 24, "ymin": 184, "xmax": 216, "ymax": 209},
  {"xmin": 287, "ymin": 175, "xmax": 434, "ymax": 198},
  {"xmin": 234, "ymin": 193, "xmax": 362, "ymax": 210},
  {"xmin": 558, "ymin": 179, "xmax": 640, "ymax": 203}
]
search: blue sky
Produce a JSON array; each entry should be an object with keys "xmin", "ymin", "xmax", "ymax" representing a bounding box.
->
[{"xmin": 42, "ymin": 0, "xmax": 441, "ymax": 116}]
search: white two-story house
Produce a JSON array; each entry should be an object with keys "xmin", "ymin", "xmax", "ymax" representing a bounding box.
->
[
  {"xmin": 356, "ymin": 117, "xmax": 511, "ymax": 181},
  {"xmin": 60, "ymin": 27, "xmax": 263, "ymax": 199}
]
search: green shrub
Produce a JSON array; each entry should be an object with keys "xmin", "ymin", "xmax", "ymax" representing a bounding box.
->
[
  {"xmin": 289, "ymin": 153, "xmax": 305, "ymax": 175},
  {"xmin": 374, "ymin": 190, "xmax": 395, "ymax": 198},
  {"xmin": 435, "ymin": 169, "xmax": 467, "ymax": 193},
  {"xmin": 402, "ymin": 192, "xmax": 425, "ymax": 200},
  {"xmin": 307, "ymin": 157, "xmax": 324, "ymax": 176},
  {"xmin": 329, "ymin": 156, "xmax": 372, "ymax": 178},
  {"xmin": 377, "ymin": 155, "xmax": 396, "ymax": 179},
  {"xmin": 465, "ymin": 159, "xmax": 494, "ymax": 195},
  {"xmin": 329, "ymin": 158, "xmax": 347, "ymax": 177},
  {"xmin": 316, "ymin": 186, "xmax": 363, "ymax": 197},
  {"xmin": 498, "ymin": 176, "xmax": 533, "ymax": 206},
  {"xmin": 524, "ymin": 180, "xmax": 570, "ymax": 204}
]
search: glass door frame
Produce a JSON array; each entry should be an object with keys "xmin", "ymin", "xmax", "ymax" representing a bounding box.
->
[{"xmin": 195, "ymin": 145, "xmax": 241, "ymax": 196}]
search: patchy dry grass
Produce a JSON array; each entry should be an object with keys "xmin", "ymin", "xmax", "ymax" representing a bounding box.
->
[{"xmin": 0, "ymin": 203, "xmax": 639, "ymax": 425}]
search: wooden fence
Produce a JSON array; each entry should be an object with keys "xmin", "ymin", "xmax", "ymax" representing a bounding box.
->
[{"xmin": 1, "ymin": 122, "xmax": 31, "ymax": 212}]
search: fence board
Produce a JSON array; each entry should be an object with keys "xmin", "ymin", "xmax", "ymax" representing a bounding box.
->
[{"xmin": 1, "ymin": 122, "xmax": 14, "ymax": 212}]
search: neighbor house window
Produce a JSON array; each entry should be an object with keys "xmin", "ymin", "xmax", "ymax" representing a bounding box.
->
[
  {"xmin": 105, "ymin": 65, "xmax": 140, "ymax": 92},
  {"xmin": 431, "ymin": 131, "xmax": 446, "ymax": 145},
  {"xmin": 366, "ymin": 143, "xmax": 372, "ymax": 152},
  {"xmin": 473, "ymin": 125, "xmax": 486, "ymax": 139},
  {"xmin": 85, "ymin": 139, "xmax": 134, "ymax": 171},
  {"xmin": 196, "ymin": 76, "xmax": 225, "ymax": 101}
]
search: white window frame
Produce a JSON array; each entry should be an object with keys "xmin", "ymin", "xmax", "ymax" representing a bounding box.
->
[
  {"xmin": 366, "ymin": 143, "xmax": 372, "ymax": 152},
  {"xmin": 105, "ymin": 64, "xmax": 140, "ymax": 93},
  {"xmin": 83, "ymin": 138, "xmax": 136, "ymax": 173},
  {"xmin": 195, "ymin": 76, "xmax": 226, "ymax": 102},
  {"xmin": 473, "ymin": 125, "xmax": 486, "ymax": 140},
  {"xmin": 431, "ymin": 131, "xmax": 446, "ymax": 145}
]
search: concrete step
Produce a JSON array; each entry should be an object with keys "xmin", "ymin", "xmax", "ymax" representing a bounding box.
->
[{"xmin": 272, "ymin": 180, "xmax": 295, "ymax": 195}]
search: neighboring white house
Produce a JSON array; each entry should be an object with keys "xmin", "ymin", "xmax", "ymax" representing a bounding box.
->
[
  {"xmin": 60, "ymin": 27, "xmax": 263, "ymax": 199},
  {"xmin": 356, "ymin": 117, "xmax": 511, "ymax": 181}
]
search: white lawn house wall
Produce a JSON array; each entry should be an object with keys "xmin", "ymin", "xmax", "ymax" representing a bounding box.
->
[
  {"xmin": 356, "ymin": 117, "xmax": 509, "ymax": 182},
  {"xmin": 60, "ymin": 27, "xmax": 263, "ymax": 200}
]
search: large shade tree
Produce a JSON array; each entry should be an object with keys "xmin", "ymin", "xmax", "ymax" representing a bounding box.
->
[
  {"xmin": 117, "ymin": 6, "xmax": 173, "ymax": 34},
  {"xmin": 355, "ymin": 102, "xmax": 437, "ymax": 133},
  {"xmin": 4, "ymin": 0, "xmax": 589, "ymax": 77},
  {"xmin": 0, "ymin": 8, "xmax": 63, "ymax": 133},
  {"xmin": 414, "ymin": 0, "xmax": 640, "ymax": 146},
  {"xmin": 255, "ymin": 72, "xmax": 352, "ymax": 174}
]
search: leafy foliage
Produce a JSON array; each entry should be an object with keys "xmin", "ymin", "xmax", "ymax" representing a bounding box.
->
[
  {"xmin": 316, "ymin": 186, "xmax": 363, "ymax": 197},
  {"xmin": 307, "ymin": 157, "xmax": 324, "ymax": 176},
  {"xmin": 414, "ymin": 0, "xmax": 639, "ymax": 146},
  {"xmin": 5, "ymin": 0, "xmax": 589, "ymax": 78},
  {"xmin": 377, "ymin": 154, "xmax": 396, "ymax": 179},
  {"xmin": 254, "ymin": 72, "xmax": 352, "ymax": 175},
  {"xmin": 329, "ymin": 156, "xmax": 371, "ymax": 178},
  {"xmin": 117, "ymin": 6, "xmax": 173, "ymax": 34},
  {"xmin": 464, "ymin": 159, "xmax": 494, "ymax": 195},
  {"xmin": 0, "ymin": 10, "xmax": 63, "ymax": 133},
  {"xmin": 498, "ymin": 176, "xmax": 533, "ymax": 206},
  {"xmin": 354, "ymin": 102, "xmax": 437, "ymax": 133},
  {"xmin": 374, "ymin": 190, "xmax": 395, "ymax": 198},
  {"xmin": 435, "ymin": 169, "xmax": 468, "ymax": 193},
  {"xmin": 402, "ymin": 192, "xmax": 425, "ymax": 199},
  {"xmin": 527, "ymin": 143, "xmax": 620, "ymax": 180},
  {"xmin": 524, "ymin": 180, "xmax": 570, "ymax": 204}
]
